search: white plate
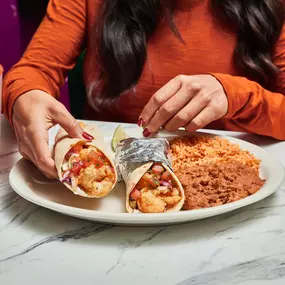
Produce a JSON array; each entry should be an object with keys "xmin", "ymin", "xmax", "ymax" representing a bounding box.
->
[{"xmin": 9, "ymin": 125, "xmax": 285, "ymax": 225}]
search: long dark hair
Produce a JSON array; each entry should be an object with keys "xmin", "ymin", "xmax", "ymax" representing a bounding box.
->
[{"xmin": 88, "ymin": 0, "xmax": 285, "ymax": 108}]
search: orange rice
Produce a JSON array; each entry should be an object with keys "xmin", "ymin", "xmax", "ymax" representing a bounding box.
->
[{"xmin": 170, "ymin": 136, "xmax": 261, "ymax": 172}]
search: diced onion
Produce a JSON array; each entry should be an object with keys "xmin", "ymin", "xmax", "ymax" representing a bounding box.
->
[
  {"xmin": 157, "ymin": 186, "xmax": 168, "ymax": 191},
  {"xmin": 71, "ymin": 176, "xmax": 77, "ymax": 189},
  {"xmin": 160, "ymin": 180, "xmax": 173, "ymax": 190},
  {"xmin": 61, "ymin": 163, "xmax": 69, "ymax": 172}
]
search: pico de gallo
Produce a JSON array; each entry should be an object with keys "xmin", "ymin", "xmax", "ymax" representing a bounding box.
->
[
  {"xmin": 129, "ymin": 163, "xmax": 182, "ymax": 213},
  {"xmin": 61, "ymin": 141, "xmax": 116, "ymax": 197}
]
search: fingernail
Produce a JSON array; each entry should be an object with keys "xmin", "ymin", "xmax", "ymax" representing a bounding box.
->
[
  {"xmin": 137, "ymin": 118, "xmax": 146, "ymax": 127},
  {"xmin": 82, "ymin": 132, "xmax": 94, "ymax": 140},
  {"xmin": 143, "ymin": 128, "xmax": 152, "ymax": 137}
]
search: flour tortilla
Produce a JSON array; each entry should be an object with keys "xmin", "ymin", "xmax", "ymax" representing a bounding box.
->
[
  {"xmin": 125, "ymin": 162, "xmax": 185, "ymax": 213},
  {"xmin": 53, "ymin": 124, "xmax": 117, "ymax": 198}
]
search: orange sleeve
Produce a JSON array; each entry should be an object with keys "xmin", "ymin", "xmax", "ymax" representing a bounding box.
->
[
  {"xmin": 211, "ymin": 25, "xmax": 285, "ymax": 141},
  {"xmin": 2, "ymin": 0, "xmax": 87, "ymax": 123}
]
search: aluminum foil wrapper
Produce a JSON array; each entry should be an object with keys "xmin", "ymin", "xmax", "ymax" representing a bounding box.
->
[{"xmin": 115, "ymin": 138, "xmax": 172, "ymax": 183}]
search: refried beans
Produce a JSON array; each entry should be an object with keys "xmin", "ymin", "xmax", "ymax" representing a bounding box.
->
[{"xmin": 170, "ymin": 137, "xmax": 265, "ymax": 210}]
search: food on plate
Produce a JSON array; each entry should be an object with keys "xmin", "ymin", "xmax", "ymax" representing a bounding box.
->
[
  {"xmin": 115, "ymin": 137, "xmax": 185, "ymax": 214},
  {"xmin": 128, "ymin": 162, "xmax": 184, "ymax": 213},
  {"xmin": 177, "ymin": 162, "xmax": 264, "ymax": 210},
  {"xmin": 170, "ymin": 136, "xmax": 265, "ymax": 209},
  {"xmin": 53, "ymin": 124, "xmax": 117, "ymax": 198},
  {"xmin": 60, "ymin": 141, "xmax": 116, "ymax": 197}
]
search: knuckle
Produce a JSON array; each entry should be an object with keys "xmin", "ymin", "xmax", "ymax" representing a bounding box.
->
[
  {"xmin": 184, "ymin": 82, "xmax": 193, "ymax": 92},
  {"xmin": 192, "ymin": 118, "xmax": 204, "ymax": 128},
  {"xmin": 190, "ymin": 82, "xmax": 201, "ymax": 91},
  {"xmin": 175, "ymin": 74, "xmax": 186, "ymax": 82},
  {"xmin": 153, "ymin": 94, "xmax": 163, "ymax": 106},
  {"xmin": 183, "ymin": 81, "xmax": 201, "ymax": 93},
  {"xmin": 72, "ymin": 119, "xmax": 80, "ymax": 128},
  {"xmin": 186, "ymin": 119, "xmax": 203, "ymax": 132},
  {"xmin": 160, "ymin": 104, "xmax": 174, "ymax": 116},
  {"xmin": 176, "ymin": 112, "xmax": 190, "ymax": 124},
  {"xmin": 200, "ymin": 92, "xmax": 211, "ymax": 103}
]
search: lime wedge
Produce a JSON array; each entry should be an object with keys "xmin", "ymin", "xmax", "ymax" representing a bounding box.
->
[{"xmin": 112, "ymin": 125, "xmax": 126, "ymax": 151}]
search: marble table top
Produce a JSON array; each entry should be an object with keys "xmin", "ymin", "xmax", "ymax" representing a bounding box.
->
[{"xmin": 1, "ymin": 117, "xmax": 285, "ymax": 285}]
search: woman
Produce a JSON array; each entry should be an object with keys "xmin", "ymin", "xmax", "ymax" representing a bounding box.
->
[{"xmin": 3, "ymin": 0, "xmax": 285, "ymax": 178}]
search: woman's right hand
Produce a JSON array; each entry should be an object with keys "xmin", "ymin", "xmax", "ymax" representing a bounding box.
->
[{"xmin": 12, "ymin": 90, "xmax": 93, "ymax": 179}]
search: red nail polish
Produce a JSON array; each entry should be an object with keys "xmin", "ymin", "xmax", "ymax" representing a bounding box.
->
[
  {"xmin": 143, "ymin": 128, "xmax": 152, "ymax": 137},
  {"xmin": 137, "ymin": 118, "xmax": 146, "ymax": 127},
  {"xmin": 137, "ymin": 118, "xmax": 143, "ymax": 127},
  {"xmin": 82, "ymin": 132, "xmax": 94, "ymax": 140}
]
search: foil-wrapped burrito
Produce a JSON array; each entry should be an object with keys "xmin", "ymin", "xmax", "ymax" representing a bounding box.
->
[{"xmin": 115, "ymin": 138, "xmax": 185, "ymax": 213}]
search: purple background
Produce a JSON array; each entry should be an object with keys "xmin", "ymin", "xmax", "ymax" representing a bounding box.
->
[
  {"xmin": 0, "ymin": 0, "xmax": 70, "ymax": 111},
  {"xmin": 0, "ymin": 0, "xmax": 21, "ymax": 72}
]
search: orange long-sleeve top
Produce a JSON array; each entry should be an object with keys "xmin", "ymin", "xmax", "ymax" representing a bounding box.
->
[{"xmin": 3, "ymin": 0, "xmax": 285, "ymax": 140}]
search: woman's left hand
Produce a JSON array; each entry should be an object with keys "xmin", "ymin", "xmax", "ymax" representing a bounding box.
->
[{"xmin": 139, "ymin": 74, "xmax": 228, "ymax": 136}]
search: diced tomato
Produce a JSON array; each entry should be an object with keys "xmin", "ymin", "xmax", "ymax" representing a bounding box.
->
[
  {"xmin": 81, "ymin": 150, "xmax": 105, "ymax": 169},
  {"xmin": 130, "ymin": 188, "xmax": 141, "ymax": 201},
  {"xmin": 83, "ymin": 157, "xmax": 92, "ymax": 168},
  {"xmin": 152, "ymin": 164, "xmax": 164, "ymax": 174},
  {"xmin": 161, "ymin": 171, "xmax": 172, "ymax": 181},
  {"xmin": 136, "ymin": 173, "xmax": 151, "ymax": 190},
  {"xmin": 93, "ymin": 158, "xmax": 104, "ymax": 168},
  {"xmin": 82, "ymin": 157, "xmax": 104, "ymax": 168},
  {"xmin": 71, "ymin": 162, "xmax": 83, "ymax": 175}
]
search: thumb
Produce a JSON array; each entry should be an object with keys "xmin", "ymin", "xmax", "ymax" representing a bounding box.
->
[{"xmin": 51, "ymin": 103, "xmax": 94, "ymax": 140}]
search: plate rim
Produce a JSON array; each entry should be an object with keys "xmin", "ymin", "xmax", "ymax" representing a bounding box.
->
[{"xmin": 9, "ymin": 130, "xmax": 285, "ymax": 224}]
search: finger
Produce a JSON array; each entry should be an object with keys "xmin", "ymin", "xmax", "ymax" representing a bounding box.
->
[
  {"xmin": 51, "ymin": 103, "xmax": 93, "ymax": 140},
  {"xmin": 143, "ymin": 83, "xmax": 201, "ymax": 135},
  {"xmin": 185, "ymin": 106, "xmax": 219, "ymax": 132},
  {"xmin": 14, "ymin": 125, "xmax": 34, "ymax": 162},
  {"xmin": 163, "ymin": 88, "xmax": 208, "ymax": 132},
  {"xmin": 19, "ymin": 146, "xmax": 54, "ymax": 179},
  {"xmin": 28, "ymin": 127, "xmax": 58, "ymax": 178},
  {"xmin": 139, "ymin": 75, "xmax": 183, "ymax": 126},
  {"xmin": 14, "ymin": 122, "xmax": 53, "ymax": 177}
]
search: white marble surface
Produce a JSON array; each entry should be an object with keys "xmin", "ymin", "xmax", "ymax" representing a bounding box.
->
[{"xmin": 1, "ymin": 117, "xmax": 285, "ymax": 285}]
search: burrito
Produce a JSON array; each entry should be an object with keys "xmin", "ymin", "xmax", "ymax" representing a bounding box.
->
[
  {"xmin": 53, "ymin": 123, "xmax": 117, "ymax": 198},
  {"xmin": 115, "ymin": 138, "xmax": 185, "ymax": 213}
]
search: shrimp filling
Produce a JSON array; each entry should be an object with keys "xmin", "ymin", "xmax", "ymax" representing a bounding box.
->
[
  {"xmin": 61, "ymin": 141, "xmax": 115, "ymax": 196},
  {"xmin": 129, "ymin": 163, "xmax": 182, "ymax": 213}
]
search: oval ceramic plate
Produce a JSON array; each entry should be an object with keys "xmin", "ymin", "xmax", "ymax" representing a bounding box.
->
[{"xmin": 9, "ymin": 125, "xmax": 285, "ymax": 225}]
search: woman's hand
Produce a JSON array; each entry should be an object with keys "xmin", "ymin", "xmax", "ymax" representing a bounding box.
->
[
  {"xmin": 12, "ymin": 90, "xmax": 93, "ymax": 178},
  {"xmin": 139, "ymin": 75, "xmax": 228, "ymax": 136}
]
